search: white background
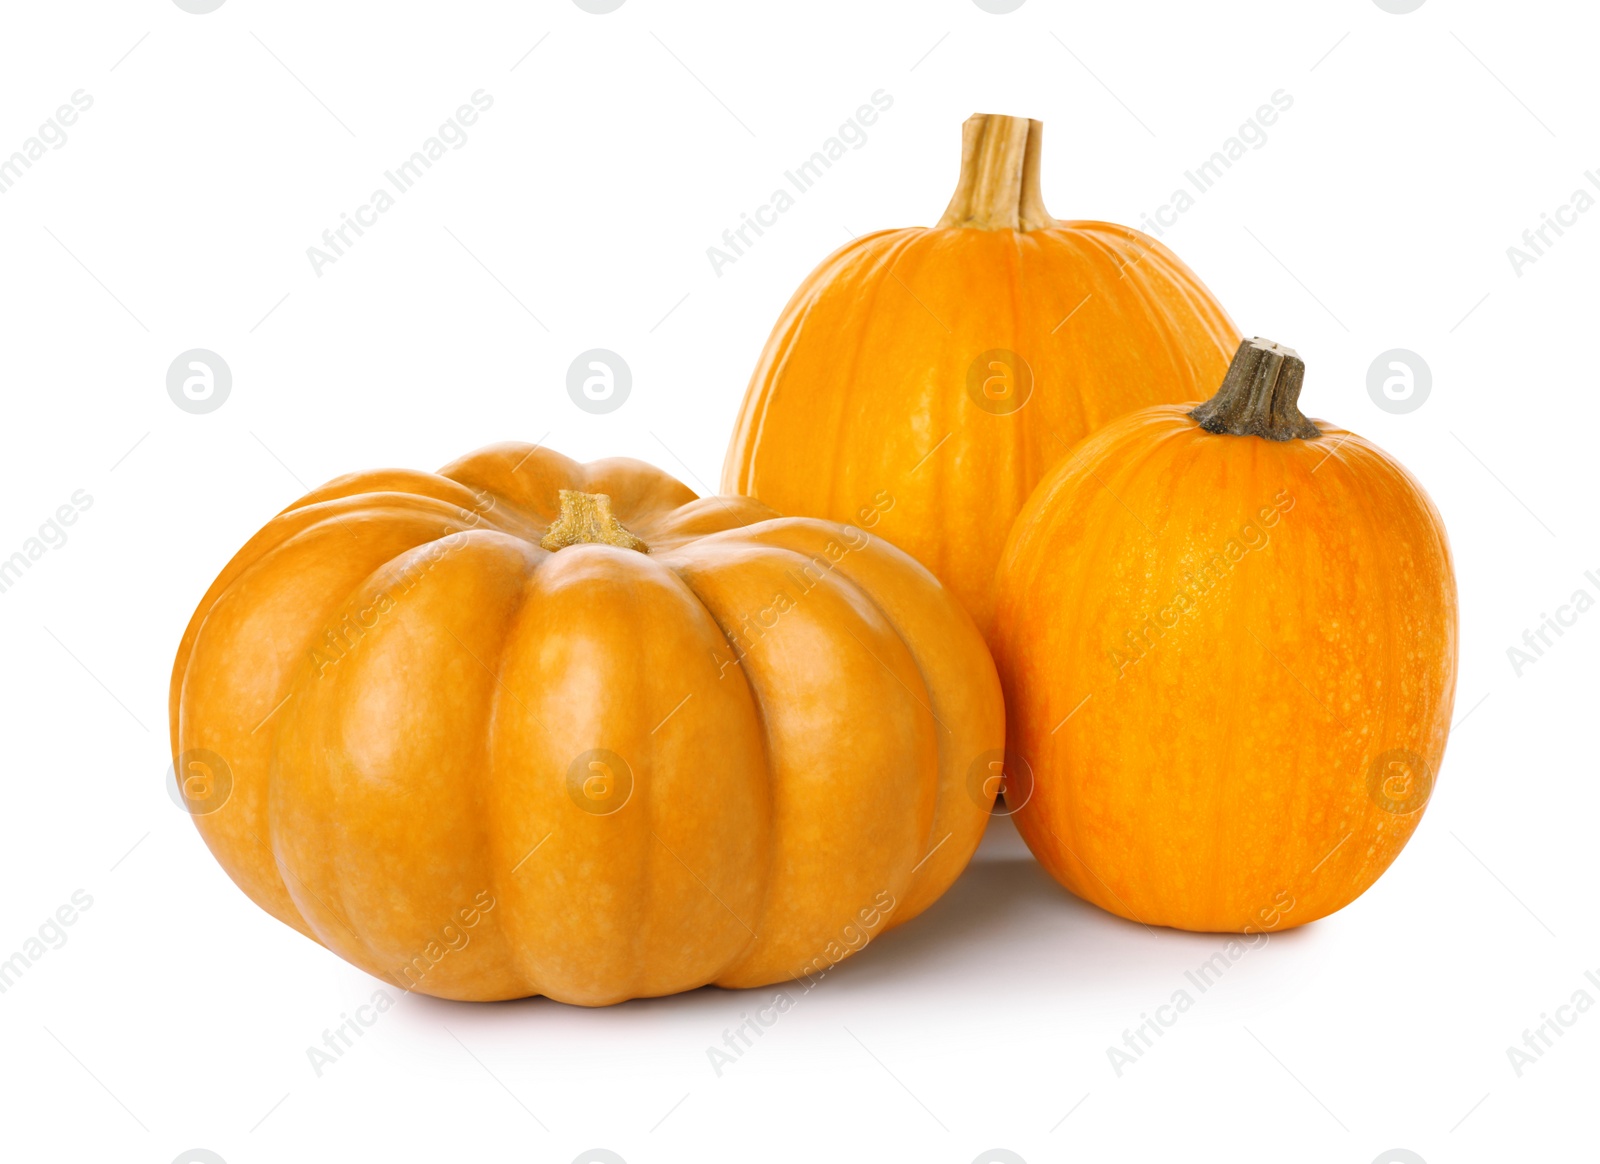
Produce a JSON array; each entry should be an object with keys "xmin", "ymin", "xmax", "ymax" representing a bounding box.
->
[{"xmin": 1, "ymin": 1, "xmax": 1595, "ymax": 1161}]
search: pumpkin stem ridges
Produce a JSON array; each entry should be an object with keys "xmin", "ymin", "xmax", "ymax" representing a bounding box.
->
[
  {"xmin": 935, "ymin": 113, "xmax": 1055, "ymax": 232},
  {"xmin": 539, "ymin": 490, "xmax": 649, "ymax": 553},
  {"xmin": 1189, "ymin": 337, "xmax": 1323, "ymax": 442}
]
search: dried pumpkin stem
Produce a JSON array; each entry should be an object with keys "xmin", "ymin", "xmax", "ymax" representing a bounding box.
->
[
  {"xmin": 935, "ymin": 113, "xmax": 1055, "ymax": 231},
  {"xmin": 539, "ymin": 490, "xmax": 649, "ymax": 553},
  {"xmin": 1189, "ymin": 337, "xmax": 1322, "ymax": 442}
]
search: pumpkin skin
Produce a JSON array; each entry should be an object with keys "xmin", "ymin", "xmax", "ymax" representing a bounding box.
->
[
  {"xmin": 723, "ymin": 113, "xmax": 1239, "ymax": 641},
  {"xmin": 169, "ymin": 444, "xmax": 1003, "ymax": 1004},
  {"xmin": 993, "ymin": 340, "xmax": 1458, "ymax": 933}
]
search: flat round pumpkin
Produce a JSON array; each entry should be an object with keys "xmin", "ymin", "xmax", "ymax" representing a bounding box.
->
[
  {"xmin": 993, "ymin": 339, "xmax": 1458, "ymax": 932},
  {"xmin": 723, "ymin": 112, "xmax": 1240, "ymax": 641},
  {"xmin": 170, "ymin": 444, "xmax": 1002, "ymax": 1004}
]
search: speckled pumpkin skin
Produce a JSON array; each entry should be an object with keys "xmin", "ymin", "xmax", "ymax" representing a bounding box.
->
[{"xmin": 994, "ymin": 406, "xmax": 1458, "ymax": 932}]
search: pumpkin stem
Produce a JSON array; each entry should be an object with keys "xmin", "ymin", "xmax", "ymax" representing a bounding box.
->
[
  {"xmin": 1189, "ymin": 338, "xmax": 1323, "ymax": 442},
  {"xmin": 539, "ymin": 490, "xmax": 649, "ymax": 553},
  {"xmin": 935, "ymin": 113, "xmax": 1055, "ymax": 231}
]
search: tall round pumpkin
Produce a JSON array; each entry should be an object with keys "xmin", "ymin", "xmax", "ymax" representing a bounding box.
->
[
  {"xmin": 724, "ymin": 112, "xmax": 1240, "ymax": 640},
  {"xmin": 170, "ymin": 444, "xmax": 1002, "ymax": 1004},
  {"xmin": 993, "ymin": 338, "xmax": 1458, "ymax": 932}
]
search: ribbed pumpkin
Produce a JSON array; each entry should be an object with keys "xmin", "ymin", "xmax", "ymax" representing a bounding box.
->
[
  {"xmin": 170, "ymin": 444, "xmax": 1002, "ymax": 1004},
  {"xmin": 993, "ymin": 339, "xmax": 1458, "ymax": 932},
  {"xmin": 724, "ymin": 112, "xmax": 1240, "ymax": 640}
]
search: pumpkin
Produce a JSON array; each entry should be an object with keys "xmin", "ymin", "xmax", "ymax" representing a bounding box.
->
[
  {"xmin": 992, "ymin": 338, "xmax": 1458, "ymax": 932},
  {"xmin": 169, "ymin": 444, "xmax": 1003, "ymax": 1004},
  {"xmin": 723, "ymin": 112, "xmax": 1240, "ymax": 641}
]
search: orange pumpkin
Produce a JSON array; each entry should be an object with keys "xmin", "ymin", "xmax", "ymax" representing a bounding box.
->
[
  {"xmin": 993, "ymin": 338, "xmax": 1458, "ymax": 932},
  {"xmin": 170, "ymin": 444, "xmax": 1002, "ymax": 1004},
  {"xmin": 723, "ymin": 112, "xmax": 1240, "ymax": 640}
]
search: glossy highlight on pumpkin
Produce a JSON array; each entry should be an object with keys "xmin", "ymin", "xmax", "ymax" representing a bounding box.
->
[
  {"xmin": 170, "ymin": 445, "xmax": 1003, "ymax": 1004},
  {"xmin": 993, "ymin": 339, "xmax": 1459, "ymax": 932}
]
